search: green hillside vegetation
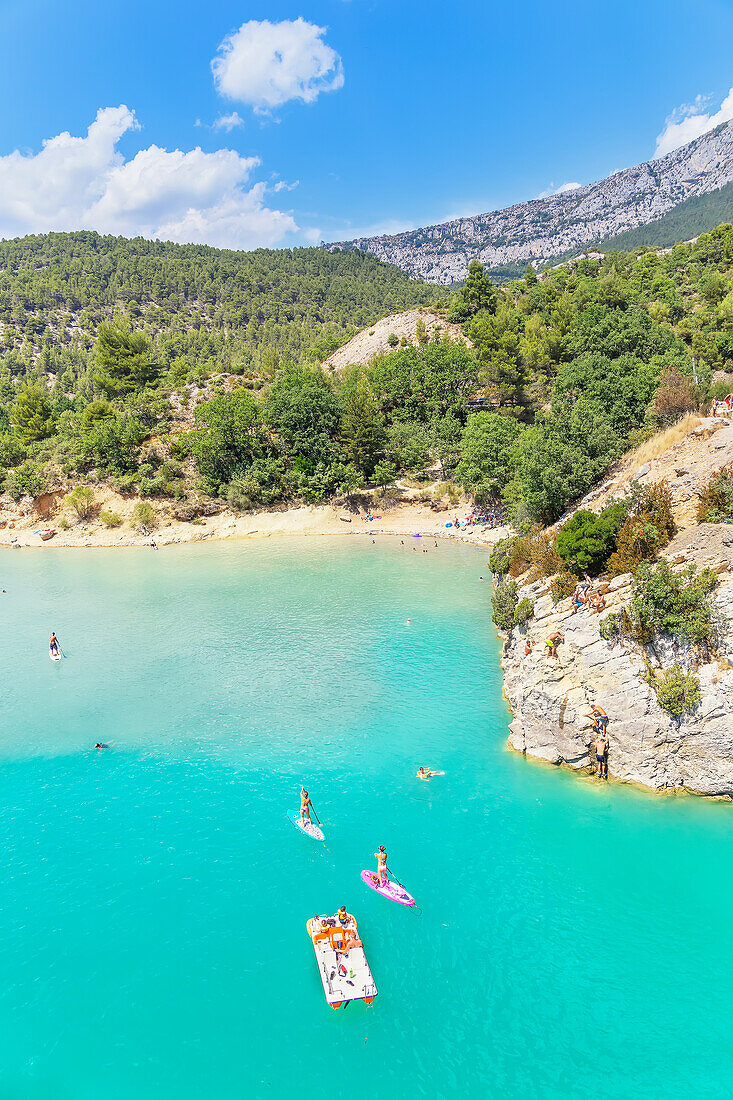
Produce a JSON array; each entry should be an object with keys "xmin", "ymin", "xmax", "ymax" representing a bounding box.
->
[
  {"xmin": 0, "ymin": 225, "xmax": 732, "ymax": 519},
  {"xmin": 593, "ymin": 180, "xmax": 733, "ymax": 254}
]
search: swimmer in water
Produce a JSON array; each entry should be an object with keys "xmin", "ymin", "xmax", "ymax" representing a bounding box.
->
[{"xmin": 94, "ymin": 743, "xmax": 109, "ymax": 750}]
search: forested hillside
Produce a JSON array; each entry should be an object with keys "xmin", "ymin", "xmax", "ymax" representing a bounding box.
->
[
  {"xmin": 0, "ymin": 225, "xmax": 731, "ymax": 524},
  {"xmin": 0, "ymin": 231, "xmax": 442, "ymax": 383}
]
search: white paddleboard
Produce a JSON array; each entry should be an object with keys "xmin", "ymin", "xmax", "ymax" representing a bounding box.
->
[
  {"xmin": 49, "ymin": 648, "xmax": 61, "ymax": 662},
  {"xmin": 290, "ymin": 812, "xmax": 324, "ymax": 841}
]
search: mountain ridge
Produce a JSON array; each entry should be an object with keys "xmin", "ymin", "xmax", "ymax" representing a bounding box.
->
[{"xmin": 328, "ymin": 121, "xmax": 733, "ymax": 283}]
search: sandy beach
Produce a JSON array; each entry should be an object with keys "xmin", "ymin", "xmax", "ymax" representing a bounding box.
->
[{"xmin": 0, "ymin": 496, "xmax": 511, "ymax": 552}]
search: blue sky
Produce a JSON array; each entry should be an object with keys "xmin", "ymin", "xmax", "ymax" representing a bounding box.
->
[{"xmin": 0, "ymin": 0, "xmax": 732, "ymax": 248}]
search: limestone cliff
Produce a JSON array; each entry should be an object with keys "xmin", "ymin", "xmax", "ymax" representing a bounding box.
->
[
  {"xmin": 328, "ymin": 122, "xmax": 733, "ymax": 283},
  {"xmin": 501, "ymin": 526, "xmax": 733, "ymax": 796}
]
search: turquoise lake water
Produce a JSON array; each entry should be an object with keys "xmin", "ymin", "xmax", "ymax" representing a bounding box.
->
[{"xmin": 1, "ymin": 536, "xmax": 732, "ymax": 1098}]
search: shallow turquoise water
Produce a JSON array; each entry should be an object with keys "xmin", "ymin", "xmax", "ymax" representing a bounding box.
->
[{"xmin": 1, "ymin": 536, "xmax": 732, "ymax": 1098}]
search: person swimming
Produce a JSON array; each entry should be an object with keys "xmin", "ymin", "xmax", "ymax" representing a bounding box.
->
[
  {"xmin": 94, "ymin": 743, "xmax": 109, "ymax": 750},
  {"xmin": 375, "ymin": 844, "xmax": 387, "ymax": 886},
  {"xmin": 49, "ymin": 632, "xmax": 60, "ymax": 656},
  {"xmin": 299, "ymin": 786, "xmax": 312, "ymax": 825}
]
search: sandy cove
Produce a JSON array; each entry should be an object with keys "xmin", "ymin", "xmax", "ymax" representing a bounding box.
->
[{"xmin": 0, "ymin": 498, "xmax": 511, "ymax": 552}]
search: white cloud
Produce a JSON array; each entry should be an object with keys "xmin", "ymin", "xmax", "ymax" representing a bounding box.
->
[
  {"xmin": 212, "ymin": 111, "xmax": 244, "ymax": 132},
  {"xmin": 0, "ymin": 106, "xmax": 299, "ymax": 250},
  {"xmin": 654, "ymin": 87, "xmax": 733, "ymax": 158},
  {"xmin": 212, "ymin": 18, "xmax": 344, "ymax": 111},
  {"xmin": 272, "ymin": 179, "xmax": 299, "ymax": 193},
  {"xmin": 536, "ymin": 180, "xmax": 582, "ymax": 199}
]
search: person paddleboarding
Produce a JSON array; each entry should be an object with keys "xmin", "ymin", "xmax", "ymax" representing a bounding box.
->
[
  {"xmin": 299, "ymin": 786, "xmax": 312, "ymax": 827},
  {"xmin": 49, "ymin": 632, "xmax": 61, "ymax": 658},
  {"xmin": 375, "ymin": 844, "xmax": 388, "ymax": 887}
]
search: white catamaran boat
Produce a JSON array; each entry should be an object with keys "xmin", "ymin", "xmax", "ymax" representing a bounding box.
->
[{"xmin": 306, "ymin": 913, "xmax": 377, "ymax": 1010}]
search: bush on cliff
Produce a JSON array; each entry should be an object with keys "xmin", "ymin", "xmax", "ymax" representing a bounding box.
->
[
  {"xmin": 631, "ymin": 560, "xmax": 720, "ymax": 651},
  {"xmin": 513, "ymin": 598, "xmax": 534, "ymax": 627},
  {"xmin": 697, "ymin": 466, "xmax": 733, "ymax": 523},
  {"xmin": 607, "ymin": 483, "xmax": 676, "ymax": 575},
  {"xmin": 556, "ymin": 503, "xmax": 627, "ymax": 576},
  {"xmin": 488, "ymin": 537, "xmax": 517, "ymax": 575},
  {"xmin": 492, "ymin": 578, "xmax": 518, "ymax": 632},
  {"xmin": 648, "ymin": 663, "xmax": 702, "ymax": 717}
]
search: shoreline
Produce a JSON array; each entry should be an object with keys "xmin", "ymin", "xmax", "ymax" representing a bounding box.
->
[{"xmin": 0, "ymin": 500, "xmax": 511, "ymax": 552}]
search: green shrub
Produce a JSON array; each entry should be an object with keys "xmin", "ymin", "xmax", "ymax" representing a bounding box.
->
[
  {"xmin": 697, "ymin": 466, "xmax": 733, "ymax": 523},
  {"xmin": 607, "ymin": 482, "xmax": 676, "ymax": 575},
  {"xmin": 599, "ymin": 608, "xmax": 638, "ymax": 644},
  {"xmin": 492, "ymin": 578, "xmax": 518, "ymax": 632},
  {"xmin": 631, "ymin": 561, "xmax": 720, "ymax": 650},
  {"xmin": 63, "ymin": 484, "xmax": 95, "ymax": 520},
  {"xmin": 649, "ymin": 662, "xmax": 702, "ymax": 717},
  {"xmin": 132, "ymin": 500, "xmax": 156, "ymax": 530},
  {"xmin": 513, "ymin": 598, "xmax": 534, "ymax": 626},
  {"xmin": 488, "ymin": 536, "xmax": 517, "ymax": 576},
  {"xmin": 550, "ymin": 571, "xmax": 577, "ymax": 604},
  {"xmin": 99, "ymin": 509, "xmax": 122, "ymax": 528},
  {"xmin": 556, "ymin": 503, "xmax": 627, "ymax": 576},
  {"xmin": 3, "ymin": 461, "xmax": 46, "ymax": 501}
]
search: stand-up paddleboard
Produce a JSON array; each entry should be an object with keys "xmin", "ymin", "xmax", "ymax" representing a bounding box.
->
[
  {"xmin": 49, "ymin": 648, "xmax": 61, "ymax": 662},
  {"xmin": 290, "ymin": 813, "xmax": 324, "ymax": 841},
  {"xmin": 361, "ymin": 870, "xmax": 415, "ymax": 907}
]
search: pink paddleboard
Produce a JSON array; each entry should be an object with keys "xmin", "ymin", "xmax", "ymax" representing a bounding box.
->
[{"xmin": 360, "ymin": 870, "xmax": 415, "ymax": 907}]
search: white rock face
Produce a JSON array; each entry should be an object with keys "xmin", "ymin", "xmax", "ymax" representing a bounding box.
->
[
  {"xmin": 328, "ymin": 122, "xmax": 733, "ymax": 283},
  {"xmin": 501, "ymin": 531, "xmax": 733, "ymax": 797}
]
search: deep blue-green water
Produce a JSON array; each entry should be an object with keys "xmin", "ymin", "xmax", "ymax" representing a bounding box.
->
[{"xmin": 1, "ymin": 537, "xmax": 732, "ymax": 1098}]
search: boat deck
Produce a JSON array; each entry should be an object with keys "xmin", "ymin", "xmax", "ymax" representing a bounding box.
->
[{"xmin": 307, "ymin": 915, "xmax": 377, "ymax": 1008}]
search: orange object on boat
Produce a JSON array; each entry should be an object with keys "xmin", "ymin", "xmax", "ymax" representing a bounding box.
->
[{"xmin": 306, "ymin": 914, "xmax": 377, "ymax": 1010}]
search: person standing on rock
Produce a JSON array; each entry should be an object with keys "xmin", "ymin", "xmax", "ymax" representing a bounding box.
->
[
  {"xmin": 587, "ymin": 706, "xmax": 610, "ymax": 778},
  {"xmin": 544, "ymin": 631, "xmax": 563, "ymax": 658}
]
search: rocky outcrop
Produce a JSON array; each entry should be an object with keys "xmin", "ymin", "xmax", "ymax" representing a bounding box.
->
[
  {"xmin": 501, "ymin": 527, "xmax": 733, "ymax": 797},
  {"xmin": 328, "ymin": 122, "xmax": 733, "ymax": 283},
  {"xmin": 563, "ymin": 415, "xmax": 733, "ymax": 531},
  {"xmin": 323, "ymin": 310, "xmax": 470, "ymax": 371}
]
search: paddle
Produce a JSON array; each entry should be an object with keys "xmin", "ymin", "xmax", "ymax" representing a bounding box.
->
[
  {"xmin": 386, "ymin": 865, "xmax": 409, "ymax": 893},
  {"xmin": 309, "ymin": 802, "xmax": 321, "ymax": 826}
]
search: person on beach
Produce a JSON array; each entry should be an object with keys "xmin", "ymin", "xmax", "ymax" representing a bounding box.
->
[
  {"xmin": 544, "ymin": 631, "xmax": 563, "ymax": 658},
  {"xmin": 49, "ymin": 632, "xmax": 60, "ymax": 656},
  {"xmin": 299, "ymin": 786, "xmax": 312, "ymax": 826},
  {"xmin": 375, "ymin": 845, "xmax": 388, "ymax": 886}
]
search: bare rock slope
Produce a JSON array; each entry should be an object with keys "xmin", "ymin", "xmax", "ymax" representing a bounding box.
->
[{"xmin": 329, "ymin": 122, "xmax": 733, "ymax": 283}]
